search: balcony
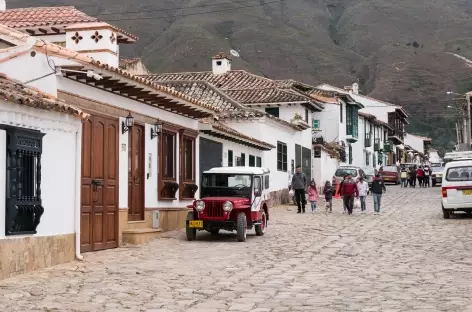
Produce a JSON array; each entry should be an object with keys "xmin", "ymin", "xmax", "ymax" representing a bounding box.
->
[
  {"xmin": 374, "ymin": 138, "xmax": 383, "ymax": 151},
  {"xmin": 346, "ymin": 124, "xmax": 358, "ymax": 143},
  {"xmin": 365, "ymin": 133, "xmax": 372, "ymax": 147},
  {"xmin": 388, "ymin": 129, "xmax": 404, "ymax": 145}
]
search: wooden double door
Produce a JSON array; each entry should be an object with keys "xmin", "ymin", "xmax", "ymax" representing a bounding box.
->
[
  {"xmin": 128, "ymin": 124, "xmax": 145, "ymax": 221},
  {"xmin": 81, "ymin": 115, "xmax": 119, "ymax": 252}
]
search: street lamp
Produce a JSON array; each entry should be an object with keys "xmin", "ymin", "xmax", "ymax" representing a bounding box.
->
[
  {"xmin": 150, "ymin": 121, "xmax": 162, "ymax": 140},
  {"xmin": 122, "ymin": 112, "xmax": 134, "ymax": 134}
]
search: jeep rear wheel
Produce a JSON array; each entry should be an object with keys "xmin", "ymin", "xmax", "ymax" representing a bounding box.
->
[
  {"xmin": 255, "ymin": 211, "xmax": 267, "ymax": 236},
  {"xmin": 186, "ymin": 211, "xmax": 197, "ymax": 241},
  {"xmin": 236, "ymin": 212, "xmax": 247, "ymax": 242}
]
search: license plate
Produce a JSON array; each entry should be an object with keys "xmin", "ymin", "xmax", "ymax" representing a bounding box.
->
[
  {"xmin": 189, "ymin": 220, "xmax": 203, "ymax": 228},
  {"xmin": 463, "ymin": 190, "xmax": 472, "ymax": 196}
]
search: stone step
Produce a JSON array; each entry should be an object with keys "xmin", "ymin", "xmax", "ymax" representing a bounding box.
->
[{"xmin": 122, "ymin": 228, "xmax": 162, "ymax": 245}]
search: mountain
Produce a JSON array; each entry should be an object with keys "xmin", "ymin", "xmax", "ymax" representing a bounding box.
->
[{"xmin": 8, "ymin": 0, "xmax": 472, "ymax": 153}]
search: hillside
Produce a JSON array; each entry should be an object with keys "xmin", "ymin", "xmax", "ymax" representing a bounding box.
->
[{"xmin": 8, "ymin": 0, "xmax": 472, "ymax": 153}]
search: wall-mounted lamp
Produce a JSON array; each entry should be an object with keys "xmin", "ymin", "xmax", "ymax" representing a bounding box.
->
[
  {"xmin": 122, "ymin": 112, "xmax": 134, "ymax": 134},
  {"xmin": 150, "ymin": 121, "xmax": 162, "ymax": 140}
]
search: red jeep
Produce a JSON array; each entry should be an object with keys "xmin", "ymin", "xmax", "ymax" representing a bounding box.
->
[{"xmin": 186, "ymin": 167, "xmax": 270, "ymax": 242}]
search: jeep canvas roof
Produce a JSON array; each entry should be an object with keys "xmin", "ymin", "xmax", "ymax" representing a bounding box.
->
[{"xmin": 204, "ymin": 167, "xmax": 270, "ymax": 175}]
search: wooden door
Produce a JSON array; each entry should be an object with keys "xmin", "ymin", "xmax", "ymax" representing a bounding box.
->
[
  {"xmin": 81, "ymin": 115, "xmax": 119, "ymax": 252},
  {"xmin": 128, "ymin": 124, "xmax": 145, "ymax": 221}
]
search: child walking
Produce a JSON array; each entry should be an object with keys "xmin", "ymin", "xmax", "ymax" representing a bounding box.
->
[
  {"xmin": 323, "ymin": 181, "xmax": 333, "ymax": 213},
  {"xmin": 308, "ymin": 181, "xmax": 319, "ymax": 213}
]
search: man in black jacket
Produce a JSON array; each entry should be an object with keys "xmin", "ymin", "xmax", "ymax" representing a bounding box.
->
[
  {"xmin": 291, "ymin": 166, "xmax": 307, "ymax": 213},
  {"xmin": 371, "ymin": 174, "xmax": 386, "ymax": 215}
]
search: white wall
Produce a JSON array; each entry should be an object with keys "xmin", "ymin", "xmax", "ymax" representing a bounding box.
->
[
  {"xmin": 312, "ymin": 103, "xmax": 340, "ymax": 143},
  {"xmin": 0, "ymin": 100, "xmax": 81, "ymax": 238},
  {"xmin": 313, "ymin": 149, "xmax": 339, "ymax": 187},
  {"xmin": 224, "ymin": 117, "xmax": 310, "ymax": 193},
  {"xmin": 0, "ymin": 130, "xmax": 5, "ymax": 238},
  {"xmin": 404, "ymin": 133, "xmax": 424, "ymax": 153}
]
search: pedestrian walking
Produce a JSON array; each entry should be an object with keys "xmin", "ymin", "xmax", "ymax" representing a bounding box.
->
[
  {"xmin": 417, "ymin": 166, "xmax": 424, "ymax": 187},
  {"xmin": 308, "ymin": 180, "xmax": 319, "ymax": 213},
  {"xmin": 340, "ymin": 173, "xmax": 359, "ymax": 215},
  {"xmin": 292, "ymin": 166, "xmax": 307, "ymax": 213},
  {"xmin": 339, "ymin": 175, "xmax": 348, "ymax": 213},
  {"xmin": 423, "ymin": 166, "xmax": 431, "ymax": 187},
  {"xmin": 371, "ymin": 174, "xmax": 386, "ymax": 215},
  {"xmin": 357, "ymin": 176, "xmax": 369, "ymax": 213},
  {"xmin": 400, "ymin": 166, "xmax": 408, "ymax": 188},
  {"xmin": 323, "ymin": 181, "xmax": 334, "ymax": 213},
  {"xmin": 332, "ymin": 176, "xmax": 338, "ymax": 196},
  {"xmin": 409, "ymin": 167, "xmax": 417, "ymax": 187}
]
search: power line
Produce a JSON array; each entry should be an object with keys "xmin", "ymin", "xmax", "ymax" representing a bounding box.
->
[
  {"xmin": 92, "ymin": 0, "xmax": 258, "ymax": 16},
  {"xmin": 103, "ymin": 0, "xmax": 283, "ymax": 22}
]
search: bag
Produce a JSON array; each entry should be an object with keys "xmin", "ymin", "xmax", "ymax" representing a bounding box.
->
[
  {"xmin": 289, "ymin": 189, "xmax": 294, "ymax": 197},
  {"xmin": 353, "ymin": 198, "xmax": 361, "ymax": 209}
]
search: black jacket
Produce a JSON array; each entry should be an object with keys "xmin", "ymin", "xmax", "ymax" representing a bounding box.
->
[{"xmin": 371, "ymin": 179, "xmax": 386, "ymax": 194}]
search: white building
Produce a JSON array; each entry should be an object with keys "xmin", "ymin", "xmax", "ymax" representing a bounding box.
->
[
  {"xmin": 318, "ymin": 83, "xmax": 409, "ymax": 165},
  {"xmin": 144, "ymin": 55, "xmax": 325, "ymax": 204},
  {"xmin": 0, "ymin": 75, "xmax": 87, "ymax": 279}
]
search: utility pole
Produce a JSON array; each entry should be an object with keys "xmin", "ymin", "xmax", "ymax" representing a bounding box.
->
[{"xmin": 467, "ymin": 93, "xmax": 472, "ymax": 149}]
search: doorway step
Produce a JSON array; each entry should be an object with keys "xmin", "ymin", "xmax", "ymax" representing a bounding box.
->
[{"xmin": 122, "ymin": 228, "xmax": 162, "ymax": 245}]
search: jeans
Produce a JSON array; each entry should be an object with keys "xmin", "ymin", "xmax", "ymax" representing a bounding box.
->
[
  {"xmin": 401, "ymin": 178, "xmax": 406, "ymax": 187},
  {"xmin": 295, "ymin": 189, "xmax": 306, "ymax": 212},
  {"xmin": 373, "ymin": 193, "xmax": 382, "ymax": 212},
  {"xmin": 360, "ymin": 196, "xmax": 366, "ymax": 211},
  {"xmin": 343, "ymin": 195, "xmax": 354, "ymax": 215},
  {"xmin": 310, "ymin": 201, "xmax": 317, "ymax": 212}
]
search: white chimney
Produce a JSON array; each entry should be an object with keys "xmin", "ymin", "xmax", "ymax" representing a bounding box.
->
[
  {"xmin": 65, "ymin": 22, "xmax": 120, "ymax": 68},
  {"xmin": 0, "ymin": 0, "xmax": 6, "ymax": 11},
  {"xmin": 352, "ymin": 82, "xmax": 359, "ymax": 94},
  {"xmin": 212, "ymin": 52, "xmax": 231, "ymax": 75}
]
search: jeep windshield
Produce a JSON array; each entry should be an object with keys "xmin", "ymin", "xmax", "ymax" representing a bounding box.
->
[{"xmin": 201, "ymin": 174, "xmax": 252, "ymax": 197}]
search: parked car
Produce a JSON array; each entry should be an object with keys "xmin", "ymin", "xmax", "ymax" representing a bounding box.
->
[
  {"xmin": 378, "ymin": 165, "xmax": 401, "ymax": 184},
  {"xmin": 431, "ymin": 166, "xmax": 444, "ymax": 187},
  {"xmin": 333, "ymin": 166, "xmax": 366, "ymax": 185},
  {"xmin": 363, "ymin": 168, "xmax": 375, "ymax": 191},
  {"xmin": 441, "ymin": 160, "xmax": 472, "ymax": 219},
  {"xmin": 186, "ymin": 167, "xmax": 270, "ymax": 242}
]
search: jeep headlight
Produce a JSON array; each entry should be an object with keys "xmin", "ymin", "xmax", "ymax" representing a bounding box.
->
[
  {"xmin": 195, "ymin": 200, "xmax": 205, "ymax": 212},
  {"xmin": 223, "ymin": 201, "xmax": 233, "ymax": 212}
]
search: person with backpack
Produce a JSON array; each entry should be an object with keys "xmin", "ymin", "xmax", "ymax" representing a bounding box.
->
[{"xmin": 423, "ymin": 166, "xmax": 431, "ymax": 187}]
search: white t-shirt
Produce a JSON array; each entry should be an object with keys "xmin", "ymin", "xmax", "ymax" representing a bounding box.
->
[{"xmin": 357, "ymin": 181, "xmax": 369, "ymax": 197}]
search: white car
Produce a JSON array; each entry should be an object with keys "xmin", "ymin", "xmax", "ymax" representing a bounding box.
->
[{"xmin": 441, "ymin": 160, "xmax": 472, "ymax": 219}]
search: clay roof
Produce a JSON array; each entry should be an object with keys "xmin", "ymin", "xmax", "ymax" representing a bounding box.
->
[
  {"xmin": 0, "ymin": 24, "xmax": 220, "ymax": 116},
  {"xmin": 216, "ymin": 109, "xmax": 309, "ymax": 131},
  {"xmin": 157, "ymin": 80, "xmax": 243, "ymax": 111},
  {"xmin": 212, "ymin": 52, "xmax": 231, "ymax": 60},
  {"xmin": 0, "ymin": 6, "xmax": 137, "ymax": 43},
  {"xmin": 145, "ymin": 71, "xmax": 324, "ymax": 110},
  {"xmin": 359, "ymin": 112, "xmax": 393, "ymax": 130},
  {"xmin": 0, "ymin": 6, "xmax": 98, "ymax": 28},
  {"xmin": 0, "ymin": 73, "xmax": 87, "ymax": 118},
  {"xmin": 200, "ymin": 118, "xmax": 275, "ymax": 150}
]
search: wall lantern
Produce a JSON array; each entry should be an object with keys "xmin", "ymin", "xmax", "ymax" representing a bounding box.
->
[
  {"xmin": 150, "ymin": 121, "xmax": 162, "ymax": 140},
  {"xmin": 122, "ymin": 112, "xmax": 134, "ymax": 134}
]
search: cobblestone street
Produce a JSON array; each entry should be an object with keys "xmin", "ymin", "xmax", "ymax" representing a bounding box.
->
[{"xmin": 2, "ymin": 185, "xmax": 472, "ymax": 312}]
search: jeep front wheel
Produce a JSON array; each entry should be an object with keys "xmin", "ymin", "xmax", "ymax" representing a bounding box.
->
[
  {"xmin": 210, "ymin": 228, "xmax": 220, "ymax": 235},
  {"xmin": 186, "ymin": 211, "xmax": 197, "ymax": 241},
  {"xmin": 236, "ymin": 212, "xmax": 247, "ymax": 242},
  {"xmin": 255, "ymin": 211, "xmax": 267, "ymax": 236}
]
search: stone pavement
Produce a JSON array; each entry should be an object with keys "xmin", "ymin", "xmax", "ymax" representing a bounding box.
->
[{"xmin": 2, "ymin": 186, "xmax": 472, "ymax": 312}]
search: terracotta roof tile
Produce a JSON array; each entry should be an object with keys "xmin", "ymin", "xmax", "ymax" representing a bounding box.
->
[
  {"xmin": 200, "ymin": 117, "xmax": 275, "ymax": 150},
  {"xmin": 0, "ymin": 73, "xmax": 88, "ymax": 118},
  {"xmin": 145, "ymin": 71, "xmax": 323, "ymax": 110},
  {"xmin": 0, "ymin": 24, "xmax": 219, "ymax": 115},
  {"xmin": 0, "ymin": 6, "xmax": 98, "ymax": 28}
]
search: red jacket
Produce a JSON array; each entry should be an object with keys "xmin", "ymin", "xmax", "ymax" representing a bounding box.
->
[{"xmin": 341, "ymin": 179, "xmax": 359, "ymax": 196}]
